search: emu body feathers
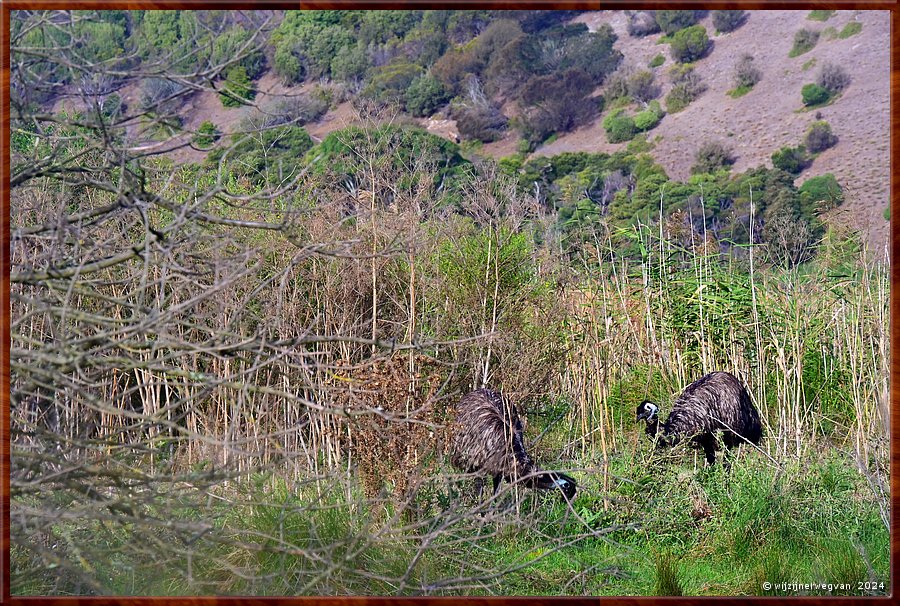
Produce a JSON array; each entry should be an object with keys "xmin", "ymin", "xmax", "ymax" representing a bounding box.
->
[
  {"xmin": 449, "ymin": 389, "xmax": 576, "ymax": 499},
  {"xmin": 637, "ymin": 371, "xmax": 762, "ymax": 465}
]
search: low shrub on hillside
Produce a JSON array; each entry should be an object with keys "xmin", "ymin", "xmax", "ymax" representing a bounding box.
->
[
  {"xmin": 772, "ymin": 145, "xmax": 809, "ymax": 174},
  {"xmin": 669, "ymin": 25, "xmax": 710, "ymax": 63},
  {"xmin": 666, "ymin": 65, "xmax": 706, "ymax": 112},
  {"xmin": 839, "ymin": 21, "xmax": 862, "ymax": 38},
  {"xmin": 603, "ymin": 108, "xmax": 636, "ymax": 143},
  {"xmin": 801, "ymin": 83, "xmax": 831, "ymax": 107},
  {"xmin": 789, "ymin": 28, "xmax": 820, "ymax": 57},
  {"xmin": 816, "ymin": 62, "xmax": 851, "ymax": 93},
  {"xmin": 713, "ymin": 10, "xmax": 747, "ymax": 33},
  {"xmin": 691, "ymin": 141, "xmax": 735, "ymax": 174},
  {"xmin": 804, "ymin": 121, "xmax": 838, "ymax": 153},
  {"xmin": 634, "ymin": 101, "xmax": 665, "ymax": 132}
]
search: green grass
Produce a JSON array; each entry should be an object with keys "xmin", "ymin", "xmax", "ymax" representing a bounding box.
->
[
  {"xmin": 883, "ymin": 205, "xmax": 890, "ymax": 221},
  {"xmin": 839, "ymin": 22, "xmax": 863, "ymax": 38},
  {"xmin": 807, "ymin": 10, "xmax": 835, "ymax": 22},
  {"xmin": 727, "ymin": 85, "xmax": 753, "ymax": 98},
  {"xmin": 802, "ymin": 58, "xmax": 817, "ymax": 71},
  {"xmin": 13, "ymin": 443, "xmax": 887, "ymax": 596}
]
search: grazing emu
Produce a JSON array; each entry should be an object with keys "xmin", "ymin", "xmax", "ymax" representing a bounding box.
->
[
  {"xmin": 449, "ymin": 389, "xmax": 577, "ymax": 500},
  {"xmin": 636, "ymin": 371, "xmax": 762, "ymax": 465}
]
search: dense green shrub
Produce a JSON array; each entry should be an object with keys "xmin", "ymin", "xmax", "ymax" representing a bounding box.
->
[
  {"xmin": 656, "ymin": 10, "xmax": 700, "ymax": 35},
  {"xmin": 799, "ymin": 173, "xmax": 844, "ymax": 210},
  {"xmin": 801, "ymin": 83, "xmax": 831, "ymax": 106},
  {"xmin": 790, "ymin": 29, "xmax": 820, "ymax": 57},
  {"xmin": 804, "ymin": 121, "xmax": 838, "ymax": 153},
  {"xmin": 691, "ymin": 141, "xmax": 735, "ymax": 174},
  {"xmin": 219, "ymin": 65, "xmax": 255, "ymax": 107},
  {"xmin": 330, "ymin": 45, "xmax": 369, "ymax": 83},
  {"xmin": 712, "ymin": 10, "xmax": 747, "ymax": 33},
  {"xmin": 669, "ymin": 25, "xmax": 710, "ymax": 63},
  {"xmin": 603, "ymin": 109, "xmax": 636, "ymax": 143},
  {"xmin": 816, "ymin": 62, "xmax": 851, "ymax": 93},
  {"xmin": 405, "ymin": 75, "xmax": 449, "ymax": 117},
  {"xmin": 771, "ymin": 145, "xmax": 809, "ymax": 174},
  {"xmin": 364, "ymin": 61, "xmax": 424, "ymax": 103},
  {"xmin": 634, "ymin": 100, "xmax": 664, "ymax": 132},
  {"xmin": 649, "ymin": 54, "xmax": 665, "ymax": 68},
  {"xmin": 193, "ymin": 121, "xmax": 220, "ymax": 147}
]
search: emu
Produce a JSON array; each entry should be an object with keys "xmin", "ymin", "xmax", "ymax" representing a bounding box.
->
[
  {"xmin": 636, "ymin": 371, "xmax": 762, "ymax": 466},
  {"xmin": 449, "ymin": 388, "xmax": 577, "ymax": 501}
]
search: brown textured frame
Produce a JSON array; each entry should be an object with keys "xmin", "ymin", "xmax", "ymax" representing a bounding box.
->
[{"xmin": 0, "ymin": 1, "xmax": 895, "ymax": 603}]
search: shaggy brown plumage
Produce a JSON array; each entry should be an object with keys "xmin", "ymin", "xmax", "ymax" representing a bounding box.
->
[
  {"xmin": 449, "ymin": 389, "xmax": 576, "ymax": 499},
  {"xmin": 636, "ymin": 371, "xmax": 762, "ymax": 465}
]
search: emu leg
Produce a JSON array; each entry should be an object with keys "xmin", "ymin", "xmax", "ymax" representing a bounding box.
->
[
  {"xmin": 492, "ymin": 474, "xmax": 502, "ymax": 496},
  {"xmin": 696, "ymin": 433, "xmax": 717, "ymax": 466},
  {"xmin": 474, "ymin": 477, "xmax": 484, "ymax": 501}
]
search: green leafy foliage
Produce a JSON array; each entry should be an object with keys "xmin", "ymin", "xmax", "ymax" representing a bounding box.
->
[
  {"xmin": 799, "ymin": 173, "xmax": 844, "ymax": 211},
  {"xmin": 655, "ymin": 10, "xmax": 700, "ymax": 35},
  {"xmin": 404, "ymin": 75, "xmax": 450, "ymax": 117},
  {"xmin": 219, "ymin": 65, "xmax": 255, "ymax": 107},
  {"xmin": 668, "ymin": 25, "xmax": 710, "ymax": 63},
  {"xmin": 801, "ymin": 83, "xmax": 831, "ymax": 107},
  {"xmin": 193, "ymin": 121, "xmax": 220, "ymax": 148},
  {"xmin": 603, "ymin": 109, "xmax": 636, "ymax": 143},
  {"xmin": 771, "ymin": 145, "xmax": 809, "ymax": 174},
  {"xmin": 808, "ymin": 10, "xmax": 835, "ymax": 21},
  {"xmin": 649, "ymin": 54, "xmax": 665, "ymax": 68},
  {"xmin": 634, "ymin": 100, "xmax": 665, "ymax": 132}
]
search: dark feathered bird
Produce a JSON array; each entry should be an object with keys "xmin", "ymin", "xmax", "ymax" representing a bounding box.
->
[
  {"xmin": 449, "ymin": 388, "xmax": 577, "ymax": 500},
  {"xmin": 636, "ymin": 371, "xmax": 762, "ymax": 465}
]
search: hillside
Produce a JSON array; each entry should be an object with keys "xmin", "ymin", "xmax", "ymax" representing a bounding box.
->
[{"xmin": 117, "ymin": 10, "xmax": 888, "ymax": 249}]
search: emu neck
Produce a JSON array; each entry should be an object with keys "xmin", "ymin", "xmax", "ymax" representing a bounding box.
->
[{"xmin": 645, "ymin": 417, "xmax": 661, "ymax": 439}]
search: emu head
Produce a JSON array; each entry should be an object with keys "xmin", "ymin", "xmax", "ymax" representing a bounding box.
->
[
  {"xmin": 636, "ymin": 400, "xmax": 659, "ymax": 423},
  {"xmin": 533, "ymin": 471, "xmax": 577, "ymax": 500}
]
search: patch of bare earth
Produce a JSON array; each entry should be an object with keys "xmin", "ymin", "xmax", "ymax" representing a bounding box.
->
[{"xmin": 536, "ymin": 10, "xmax": 889, "ymax": 250}]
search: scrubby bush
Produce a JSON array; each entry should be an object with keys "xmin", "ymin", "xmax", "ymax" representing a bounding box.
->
[
  {"xmin": 790, "ymin": 29, "xmax": 820, "ymax": 57},
  {"xmin": 455, "ymin": 104, "xmax": 507, "ymax": 142},
  {"xmin": 734, "ymin": 54, "xmax": 762, "ymax": 89},
  {"xmin": 193, "ymin": 120, "xmax": 220, "ymax": 148},
  {"xmin": 772, "ymin": 145, "xmax": 809, "ymax": 174},
  {"xmin": 804, "ymin": 121, "xmax": 838, "ymax": 153},
  {"xmin": 712, "ymin": 10, "xmax": 746, "ymax": 33},
  {"xmin": 799, "ymin": 173, "xmax": 844, "ymax": 210},
  {"xmin": 405, "ymin": 75, "xmax": 450, "ymax": 117},
  {"xmin": 691, "ymin": 141, "xmax": 735, "ymax": 174},
  {"xmin": 816, "ymin": 62, "xmax": 851, "ymax": 93},
  {"xmin": 627, "ymin": 11, "xmax": 660, "ymax": 37},
  {"xmin": 649, "ymin": 54, "xmax": 665, "ymax": 68},
  {"xmin": 603, "ymin": 109, "xmax": 636, "ymax": 143},
  {"xmin": 666, "ymin": 65, "xmax": 706, "ymax": 112},
  {"xmin": 801, "ymin": 83, "xmax": 831, "ymax": 107},
  {"xmin": 271, "ymin": 93, "xmax": 329, "ymax": 125},
  {"xmin": 669, "ymin": 25, "xmax": 710, "ymax": 63},
  {"xmin": 604, "ymin": 69, "xmax": 631, "ymax": 101},
  {"xmin": 656, "ymin": 10, "xmax": 699, "ymax": 35},
  {"xmin": 627, "ymin": 70, "xmax": 660, "ymax": 103},
  {"xmin": 140, "ymin": 77, "xmax": 185, "ymax": 110},
  {"xmin": 519, "ymin": 69, "xmax": 603, "ymax": 143},
  {"xmin": 634, "ymin": 100, "xmax": 664, "ymax": 131}
]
